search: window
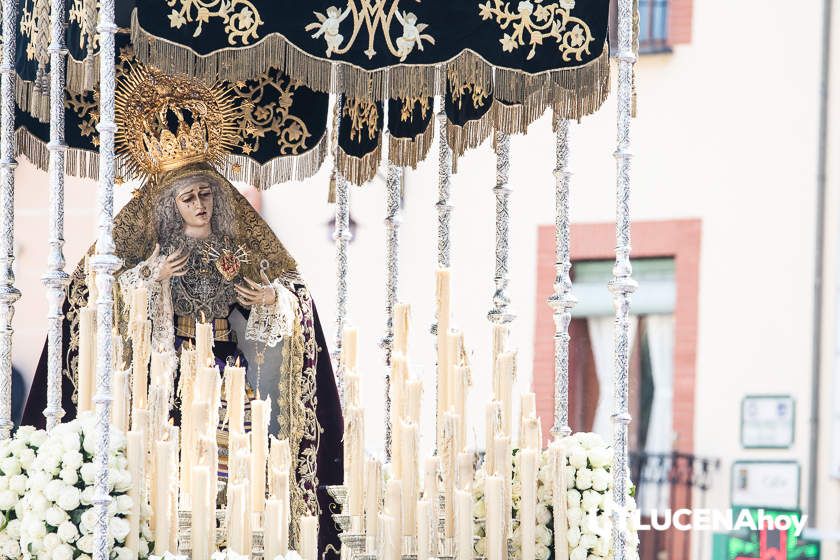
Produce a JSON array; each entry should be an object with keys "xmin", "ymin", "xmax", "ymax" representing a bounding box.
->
[{"xmin": 638, "ymin": 0, "xmax": 670, "ymax": 53}]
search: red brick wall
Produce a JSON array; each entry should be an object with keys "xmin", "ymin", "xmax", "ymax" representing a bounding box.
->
[
  {"xmin": 532, "ymin": 219, "xmax": 701, "ymax": 558},
  {"xmin": 668, "ymin": 0, "xmax": 694, "ymax": 45}
]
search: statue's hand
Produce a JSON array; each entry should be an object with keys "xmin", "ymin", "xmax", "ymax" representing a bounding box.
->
[
  {"xmin": 235, "ymin": 271, "xmax": 276, "ymax": 307},
  {"xmin": 154, "ymin": 244, "xmax": 189, "ymax": 281}
]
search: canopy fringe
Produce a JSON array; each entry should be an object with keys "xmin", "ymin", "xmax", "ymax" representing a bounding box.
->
[
  {"xmin": 388, "ymin": 120, "xmax": 434, "ymax": 169},
  {"xmin": 222, "ymin": 131, "xmax": 329, "ymax": 189},
  {"xmin": 132, "ymin": 10, "xmax": 610, "ymax": 115},
  {"xmin": 15, "ymin": 76, "xmax": 50, "ymax": 123},
  {"xmin": 15, "ymin": 127, "xmax": 101, "ymax": 178},
  {"xmin": 336, "ymin": 143, "xmax": 382, "ymax": 186}
]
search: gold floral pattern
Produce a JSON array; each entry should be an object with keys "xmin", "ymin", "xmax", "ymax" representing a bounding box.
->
[
  {"xmin": 19, "ymin": 0, "xmax": 51, "ymax": 84},
  {"xmin": 343, "ymin": 98, "xmax": 379, "ymax": 142},
  {"xmin": 478, "ymin": 0, "xmax": 594, "ymax": 61},
  {"xmin": 305, "ymin": 0, "xmax": 435, "ymax": 61},
  {"xmin": 399, "ymin": 96, "xmax": 431, "ymax": 122},
  {"xmin": 233, "ymin": 72, "xmax": 312, "ymax": 157},
  {"xmin": 166, "ymin": 0, "xmax": 263, "ymax": 45},
  {"xmin": 68, "ymin": 0, "xmax": 99, "ymax": 54},
  {"xmin": 449, "ymin": 80, "xmax": 489, "ymax": 110}
]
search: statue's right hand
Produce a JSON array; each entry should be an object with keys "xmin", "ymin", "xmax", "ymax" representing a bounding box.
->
[{"xmin": 155, "ymin": 245, "xmax": 189, "ymax": 281}]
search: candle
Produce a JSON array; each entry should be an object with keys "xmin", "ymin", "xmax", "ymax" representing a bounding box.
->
[
  {"xmin": 77, "ymin": 305, "xmax": 96, "ymax": 413},
  {"xmin": 381, "ymin": 515, "xmax": 397, "ymax": 560},
  {"xmin": 225, "ymin": 365, "xmax": 246, "ymax": 435},
  {"xmin": 385, "ymin": 480, "xmax": 402, "ymax": 560},
  {"xmin": 132, "ymin": 286, "xmax": 148, "ymax": 323},
  {"xmin": 521, "ymin": 416, "xmax": 542, "ymax": 450},
  {"xmin": 422, "ymin": 456, "xmax": 439, "ymax": 555},
  {"xmin": 519, "ymin": 448, "xmax": 538, "ymax": 560},
  {"xmin": 417, "ymin": 499, "xmax": 431, "ymax": 560},
  {"xmin": 490, "ymin": 324, "xmax": 509, "ymax": 394},
  {"xmin": 441, "ymin": 412, "xmax": 458, "ymax": 538},
  {"xmin": 495, "ymin": 352, "xmax": 516, "ymax": 437},
  {"xmin": 265, "ymin": 498, "xmax": 282, "ymax": 559},
  {"xmin": 484, "ymin": 401, "xmax": 502, "ymax": 475},
  {"xmin": 154, "ymin": 439, "xmax": 175, "ymax": 554},
  {"xmin": 195, "ymin": 321, "xmax": 213, "ymax": 368},
  {"xmin": 251, "ymin": 397, "xmax": 270, "ymax": 512},
  {"xmin": 131, "ymin": 319, "xmax": 150, "ymax": 411},
  {"xmin": 453, "ymin": 364, "xmax": 470, "ymax": 449},
  {"xmin": 276, "ymin": 471, "xmax": 290, "ymax": 554},
  {"xmin": 405, "ymin": 379, "xmax": 422, "ymax": 425},
  {"xmin": 345, "ymin": 371, "xmax": 361, "ymax": 408},
  {"xmin": 393, "ymin": 303, "xmax": 410, "ymax": 355},
  {"xmin": 550, "ymin": 443, "xmax": 570, "ymax": 560},
  {"xmin": 493, "ymin": 435, "xmax": 512, "ymax": 536},
  {"xmin": 389, "ymin": 355, "xmax": 406, "ymax": 473},
  {"xmin": 456, "ymin": 452, "xmax": 473, "ymax": 491},
  {"xmin": 348, "ymin": 407, "xmax": 366, "ymax": 518},
  {"xmin": 300, "ymin": 515, "xmax": 318, "ymax": 560},
  {"xmin": 400, "ymin": 421, "xmax": 418, "ymax": 535},
  {"xmin": 435, "ymin": 268, "xmax": 451, "ymax": 445},
  {"xmin": 365, "ymin": 458, "xmax": 382, "ymax": 541},
  {"xmin": 112, "ymin": 369, "xmax": 129, "ymax": 433},
  {"xmin": 455, "ymin": 489, "xmax": 473, "ymax": 560},
  {"xmin": 342, "ymin": 326, "xmax": 358, "ymax": 371},
  {"xmin": 484, "ymin": 475, "xmax": 504, "ymax": 560},
  {"xmin": 191, "ymin": 465, "xmax": 211, "ymax": 560},
  {"xmin": 445, "ymin": 331, "xmax": 462, "ymax": 414},
  {"xmin": 126, "ymin": 431, "xmax": 144, "ymax": 552}
]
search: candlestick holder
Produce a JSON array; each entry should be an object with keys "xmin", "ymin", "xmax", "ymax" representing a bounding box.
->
[
  {"xmin": 326, "ymin": 484, "xmax": 348, "ymax": 507},
  {"xmin": 332, "ymin": 513, "xmax": 352, "ymax": 533}
]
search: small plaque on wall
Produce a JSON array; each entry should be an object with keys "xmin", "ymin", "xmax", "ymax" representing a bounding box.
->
[
  {"xmin": 741, "ymin": 395, "xmax": 795, "ymax": 449},
  {"xmin": 731, "ymin": 461, "xmax": 800, "ymax": 510}
]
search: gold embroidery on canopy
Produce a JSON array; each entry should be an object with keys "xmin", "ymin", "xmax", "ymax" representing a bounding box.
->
[
  {"xmin": 343, "ymin": 98, "xmax": 379, "ymax": 143},
  {"xmin": 478, "ymin": 0, "xmax": 594, "ymax": 61},
  {"xmin": 305, "ymin": 0, "xmax": 435, "ymax": 61},
  {"xmin": 399, "ymin": 96, "xmax": 430, "ymax": 122},
  {"xmin": 166, "ymin": 0, "xmax": 263, "ymax": 45}
]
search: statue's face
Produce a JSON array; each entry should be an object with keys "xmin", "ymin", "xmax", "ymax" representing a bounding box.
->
[{"xmin": 173, "ymin": 175, "xmax": 214, "ymax": 230}]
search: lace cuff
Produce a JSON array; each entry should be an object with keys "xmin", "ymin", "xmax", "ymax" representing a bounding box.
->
[
  {"xmin": 245, "ymin": 280, "xmax": 297, "ymax": 347},
  {"xmin": 118, "ymin": 255, "xmax": 174, "ymax": 351}
]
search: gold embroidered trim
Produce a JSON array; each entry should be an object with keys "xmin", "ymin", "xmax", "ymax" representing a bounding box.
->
[
  {"xmin": 131, "ymin": 7, "xmax": 610, "ymax": 115},
  {"xmin": 336, "ymin": 143, "xmax": 382, "ymax": 186}
]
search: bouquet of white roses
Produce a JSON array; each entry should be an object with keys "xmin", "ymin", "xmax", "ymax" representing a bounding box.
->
[
  {"xmin": 0, "ymin": 425, "xmax": 47, "ymax": 558},
  {"xmin": 9, "ymin": 413, "xmax": 152, "ymax": 559}
]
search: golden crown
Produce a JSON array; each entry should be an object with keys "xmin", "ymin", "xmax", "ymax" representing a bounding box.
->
[{"xmin": 115, "ymin": 65, "xmax": 239, "ymax": 179}]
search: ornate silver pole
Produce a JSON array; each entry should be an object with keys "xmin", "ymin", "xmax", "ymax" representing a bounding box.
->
[
  {"xmin": 487, "ymin": 131, "xmax": 514, "ymax": 324},
  {"xmin": 381, "ymin": 162, "xmax": 402, "ymax": 462},
  {"xmin": 91, "ymin": 0, "xmax": 123, "ymax": 555},
  {"xmin": 435, "ymin": 100, "xmax": 452, "ymax": 268},
  {"xmin": 609, "ymin": 0, "xmax": 639, "ymax": 555},
  {"xmin": 0, "ymin": 0, "xmax": 21, "ymax": 439},
  {"xmin": 42, "ymin": 0, "xmax": 71, "ymax": 431},
  {"xmin": 549, "ymin": 120, "xmax": 576, "ymax": 439},
  {"xmin": 333, "ymin": 169, "xmax": 351, "ymax": 408}
]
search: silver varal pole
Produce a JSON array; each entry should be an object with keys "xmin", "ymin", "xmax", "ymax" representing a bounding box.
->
[
  {"xmin": 0, "ymin": 0, "xmax": 21, "ymax": 440},
  {"xmin": 549, "ymin": 120, "xmax": 576, "ymax": 439},
  {"xmin": 435, "ymin": 99, "xmax": 452, "ymax": 268},
  {"xmin": 43, "ymin": 0, "xmax": 71, "ymax": 431},
  {"xmin": 333, "ymin": 169, "xmax": 351, "ymax": 408},
  {"xmin": 610, "ymin": 0, "xmax": 639, "ymax": 555},
  {"xmin": 487, "ymin": 130, "xmax": 514, "ymax": 324},
  {"xmin": 382, "ymin": 163, "xmax": 402, "ymax": 461},
  {"xmin": 92, "ymin": 0, "xmax": 123, "ymax": 555}
]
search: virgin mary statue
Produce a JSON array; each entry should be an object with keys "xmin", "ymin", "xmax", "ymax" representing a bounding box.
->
[{"xmin": 22, "ymin": 66, "xmax": 343, "ymax": 558}]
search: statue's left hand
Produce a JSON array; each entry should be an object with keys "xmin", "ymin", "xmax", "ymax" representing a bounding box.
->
[{"xmin": 235, "ymin": 270, "xmax": 277, "ymax": 307}]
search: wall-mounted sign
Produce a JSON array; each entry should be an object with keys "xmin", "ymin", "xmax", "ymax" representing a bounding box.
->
[
  {"xmin": 731, "ymin": 461, "xmax": 800, "ymax": 510},
  {"xmin": 741, "ymin": 395, "xmax": 795, "ymax": 449}
]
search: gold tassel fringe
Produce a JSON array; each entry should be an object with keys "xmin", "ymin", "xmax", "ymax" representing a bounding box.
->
[
  {"xmin": 388, "ymin": 119, "xmax": 434, "ymax": 169},
  {"xmin": 15, "ymin": 127, "xmax": 101, "ymax": 178},
  {"xmin": 336, "ymin": 142, "xmax": 382, "ymax": 186},
  {"xmin": 221, "ymin": 130, "xmax": 329, "ymax": 189}
]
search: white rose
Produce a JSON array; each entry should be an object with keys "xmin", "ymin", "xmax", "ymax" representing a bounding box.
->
[
  {"xmin": 535, "ymin": 524, "xmax": 552, "ymax": 546},
  {"xmin": 0, "ymin": 489, "xmax": 17, "ymax": 510},
  {"xmin": 53, "ymin": 543, "xmax": 75, "ymax": 560},
  {"xmin": 110, "ymin": 516, "xmax": 130, "ymax": 541},
  {"xmin": 568, "ymin": 447, "xmax": 588, "ymax": 469},
  {"xmin": 535, "ymin": 543, "xmax": 551, "ymax": 560},
  {"xmin": 588, "ymin": 447, "xmax": 611, "ymax": 469},
  {"xmin": 29, "ymin": 430, "xmax": 48, "ymax": 447},
  {"xmin": 9, "ymin": 440, "xmax": 25, "ymax": 455},
  {"xmin": 81, "ymin": 486, "xmax": 95, "ymax": 505},
  {"xmin": 536, "ymin": 503, "xmax": 552, "ymax": 525},
  {"xmin": 43, "ymin": 452, "xmax": 62, "ymax": 474},
  {"xmin": 565, "ymin": 466, "xmax": 577, "ymax": 488},
  {"xmin": 567, "ymin": 525, "xmax": 581, "ymax": 547},
  {"xmin": 576, "ymin": 468, "xmax": 594, "ymax": 490},
  {"xmin": 0, "ymin": 476, "xmax": 8, "ymax": 491},
  {"xmin": 566, "ymin": 507, "xmax": 583, "ymax": 527},
  {"xmin": 28, "ymin": 470, "xmax": 51, "ymax": 492},
  {"xmin": 9, "ymin": 474, "xmax": 26, "ymax": 494},
  {"xmin": 44, "ymin": 479, "xmax": 64, "ymax": 501},
  {"xmin": 29, "ymin": 520, "xmax": 48, "ymax": 539},
  {"xmin": 580, "ymin": 533, "xmax": 597, "ymax": 550},
  {"xmin": 57, "ymin": 520, "xmax": 79, "ymax": 543},
  {"xmin": 582, "ymin": 490, "xmax": 601, "ymax": 512},
  {"xmin": 18, "ymin": 448, "xmax": 36, "ymax": 468},
  {"xmin": 474, "ymin": 536, "xmax": 486, "ymax": 556},
  {"xmin": 46, "ymin": 505, "xmax": 69, "ymax": 526},
  {"xmin": 537, "ymin": 484, "xmax": 552, "ymax": 504},
  {"xmin": 62, "ymin": 450, "xmax": 84, "ymax": 470},
  {"xmin": 6, "ymin": 519, "xmax": 21, "ymax": 539},
  {"xmin": 570, "ymin": 545, "xmax": 588, "ymax": 560},
  {"xmin": 1, "ymin": 539, "xmax": 19, "ymax": 558},
  {"xmin": 43, "ymin": 532, "xmax": 61, "ymax": 551},
  {"xmin": 77, "ymin": 534, "xmax": 95, "ymax": 554},
  {"xmin": 114, "ymin": 546, "xmax": 138, "ymax": 560},
  {"xmin": 61, "ymin": 432, "xmax": 81, "ymax": 454},
  {"xmin": 81, "ymin": 508, "xmax": 98, "ymax": 533},
  {"xmin": 591, "ymin": 468, "xmax": 610, "ymax": 492},
  {"xmin": 80, "ymin": 463, "xmax": 96, "ymax": 485},
  {"xmin": 587, "ymin": 556, "xmax": 605, "ymax": 560},
  {"xmin": 0, "ymin": 457, "xmax": 20, "ymax": 476},
  {"xmin": 116, "ymin": 494, "xmax": 134, "ymax": 515},
  {"xmin": 57, "ymin": 486, "xmax": 82, "ymax": 511},
  {"xmin": 113, "ymin": 470, "xmax": 132, "ymax": 493},
  {"xmin": 567, "ymin": 489, "xmax": 582, "ymax": 508},
  {"xmin": 82, "ymin": 433, "xmax": 96, "ymax": 456},
  {"xmin": 139, "ymin": 539, "xmax": 150, "ymax": 556},
  {"xmin": 474, "ymin": 498, "xmax": 486, "ymax": 518},
  {"xmin": 60, "ymin": 468, "xmax": 80, "ymax": 486}
]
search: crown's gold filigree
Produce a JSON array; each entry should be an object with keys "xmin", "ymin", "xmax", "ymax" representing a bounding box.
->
[{"xmin": 115, "ymin": 65, "xmax": 239, "ymax": 179}]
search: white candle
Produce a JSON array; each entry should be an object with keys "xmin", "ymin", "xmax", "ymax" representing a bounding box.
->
[
  {"xmin": 154, "ymin": 439, "xmax": 175, "ymax": 554},
  {"xmin": 456, "ymin": 452, "xmax": 473, "ymax": 491},
  {"xmin": 195, "ymin": 321, "xmax": 214, "ymax": 368},
  {"xmin": 77, "ymin": 305, "xmax": 96, "ymax": 413},
  {"xmin": 445, "ymin": 331, "xmax": 462, "ymax": 415},
  {"xmin": 519, "ymin": 448, "xmax": 538, "ymax": 560},
  {"xmin": 300, "ymin": 515, "xmax": 318, "ymax": 560},
  {"xmin": 484, "ymin": 475, "xmax": 504, "ymax": 560},
  {"xmin": 381, "ymin": 515, "xmax": 397, "ymax": 560},
  {"xmin": 453, "ymin": 364, "xmax": 470, "ymax": 449},
  {"xmin": 417, "ymin": 499, "xmax": 431, "ymax": 560},
  {"xmin": 344, "ymin": 406, "xmax": 365, "ymax": 517},
  {"xmin": 250, "ymin": 397, "xmax": 270, "ymax": 513},
  {"xmin": 126, "ymin": 431, "xmax": 144, "ymax": 552},
  {"xmin": 490, "ymin": 324, "xmax": 509, "ymax": 395},
  {"xmin": 225, "ymin": 365, "xmax": 246, "ymax": 435},
  {"xmin": 191, "ymin": 465, "xmax": 211, "ymax": 560},
  {"xmin": 493, "ymin": 435, "xmax": 512, "ymax": 536},
  {"xmin": 393, "ymin": 303, "xmax": 410, "ymax": 355},
  {"xmin": 422, "ymin": 457, "xmax": 439, "ymax": 556},
  {"xmin": 495, "ymin": 352, "xmax": 516, "ymax": 437},
  {"xmin": 400, "ymin": 421, "xmax": 418, "ymax": 535},
  {"xmin": 345, "ymin": 371, "xmax": 361, "ymax": 408},
  {"xmin": 112, "ymin": 369, "xmax": 129, "ymax": 433},
  {"xmin": 441, "ymin": 412, "xmax": 459, "ymax": 538},
  {"xmin": 132, "ymin": 286, "xmax": 148, "ymax": 323},
  {"xmin": 385, "ymin": 479, "xmax": 403, "ymax": 560},
  {"xmin": 405, "ymin": 379, "xmax": 422, "ymax": 425},
  {"xmin": 365, "ymin": 458, "xmax": 382, "ymax": 541},
  {"xmin": 435, "ymin": 268, "xmax": 451, "ymax": 444},
  {"xmin": 277, "ymin": 471, "xmax": 290, "ymax": 554},
  {"xmin": 485, "ymin": 401, "xmax": 502, "ymax": 475},
  {"xmin": 521, "ymin": 416, "xmax": 542, "ymax": 450},
  {"xmin": 390, "ymin": 355, "xmax": 406, "ymax": 473},
  {"xmin": 228, "ymin": 481, "xmax": 248, "ymax": 553},
  {"xmin": 265, "ymin": 498, "xmax": 282, "ymax": 559},
  {"xmin": 550, "ymin": 443, "xmax": 570, "ymax": 560},
  {"xmin": 342, "ymin": 326, "xmax": 358, "ymax": 372},
  {"xmin": 455, "ymin": 489, "xmax": 473, "ymax": 560}
]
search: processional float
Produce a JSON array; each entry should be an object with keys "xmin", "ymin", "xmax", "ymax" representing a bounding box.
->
[{"xmin": 1, "ymin": 0, "xmax": 640, "ymax": 558}]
